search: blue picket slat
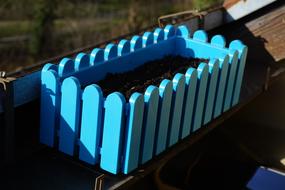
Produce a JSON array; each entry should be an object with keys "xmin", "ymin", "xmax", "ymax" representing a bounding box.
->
[
  {"xmin": 223, "ymin": 50, "xmax": 239, "ymax": 112},
  {"xmin": 181, "ymin": 68, "xmax": 198, "ymax": 138},
  {"xmin": 203, "ymin": 59, "xmax": 219, "ymax": 124},
  {"xmin": 79, "ymin": 84, "xmax": 103, "ymax": 165},
  {"xmin": 230, "ymin": 40, "xmax": 248, "ymax": 106},
  {"xmin": 58, "ymin": 77, "xmax": 81, "ymax": 156},
  {"xmin": 213, "ymin": 55, "xmax": 230, "ymax": 118},
  {"xmin": 192, "ymin": 63, "xmax": 209, "ymax": 132},
  {"xmin": 123, "ymin": 93, "xmax": 144, "ymax": 174},
  {"xmin": 155, "ymin": 79, "xmax": 173, "ymax": 155},
  {"xmin": 100, "ymin": 92, "xmax": 126, "ymax": 174},
  {"xmin": 40, "ymin": 67, "xmax": 59, "ymax": 147},
  {"xmin": 168, "ymin": 74, "xmax": 186, "ymax": 146},
  {"xmin": 141, "ymin": 86, "xmax": 159, "ymax": 164}
]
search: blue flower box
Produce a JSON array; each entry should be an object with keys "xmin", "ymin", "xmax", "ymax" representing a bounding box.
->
[{"xmin": 40, "ymin": 25, "xmax": 247, "ymax": 174}]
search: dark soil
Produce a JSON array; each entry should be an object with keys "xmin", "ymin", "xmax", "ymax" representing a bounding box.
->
[{"xmin": 97, "ymin": 55, "xmax": 208, "ymax": 99}]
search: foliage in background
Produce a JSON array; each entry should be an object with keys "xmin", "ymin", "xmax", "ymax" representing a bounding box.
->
[
  {"xmin": 29, "ymin": 0, "xmax": 57, "ymax": 56},
  {"xmin": 192, "ymin": 0, "xmax": 224, "ymax": 10},
  {"xmin": 0, "ymin": 0, "xmax": 223, "ymax": 72}
]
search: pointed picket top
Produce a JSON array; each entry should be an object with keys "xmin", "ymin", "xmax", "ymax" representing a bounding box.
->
[
  {"xmin": 210, "ymin": 35, "xmax": 226, "ymax": 48},
  {"xmin": 164, "ymin": 24, "xmax": 175, "ymax": 40},
  {"xmin": 118, "ymin": 39, "xmax": 131, "ymax": 56},
  {"xmin": 75, "ymin": 52, "xmax": 90, "ymax": 71},
  {"xmin": 58, "ymin": 58, "xmax": 75, "ymax": 77},
  {"xmin": 104, "ymin": 43, "xmax": 118, "ymax": 61},
  {"xmin": 130, "ymin": 35, "xmax": 142, "ymax": 52},
  {"xmin": 176, "ymin": 25, "xmax": 190, "ymax": 38},
  {"xmin": 193, "ymin": 30, "xmax": 208, "ymax": 43},
  {"xmin": 90, "ymin": 48, "xmax": 104, "ymax": 65},
  {"xmin": 142, "ymin": 32, "xmax": 154, "ymax": 47},
  {"xmin": 153, "ymin": 28, "xmax": 164, "ymax": 43}
]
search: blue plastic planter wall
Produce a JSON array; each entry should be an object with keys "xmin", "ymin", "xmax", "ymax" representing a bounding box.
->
[{"xmin": 40, "ymin": 25, "xmax": 247, "ymax": 174}]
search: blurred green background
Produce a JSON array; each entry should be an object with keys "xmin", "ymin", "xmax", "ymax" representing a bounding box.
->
[{"xmin": 0, "ymin": 0, "xmax": 223, "ymax": 73}]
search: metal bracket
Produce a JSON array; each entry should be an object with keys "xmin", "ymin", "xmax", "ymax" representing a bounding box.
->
[
  {"xmin": 157, "ymin": 10, "xmax": 207, "ymax": 28},
  {"xmin": 94, "ymin": 174, "xmax": 105, "ymax": 190}
]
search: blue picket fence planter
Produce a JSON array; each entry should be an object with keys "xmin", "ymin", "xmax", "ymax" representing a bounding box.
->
[{"xmin": 40, "ymin": 24, "xmax": 247, "ymax": 174}]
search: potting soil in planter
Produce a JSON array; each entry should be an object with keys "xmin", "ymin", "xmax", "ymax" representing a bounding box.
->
[{"xmin": 97, "ymin": 55, "xmax": 208, "ymax": 99}]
